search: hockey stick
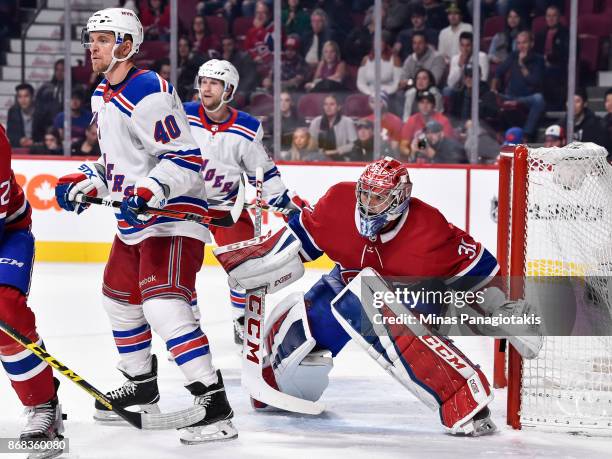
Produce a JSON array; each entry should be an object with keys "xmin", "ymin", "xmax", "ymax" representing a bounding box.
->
[
  {"xmin": 0, "ymin": 319, "xmax": 206, "ymax": 430},
  {"xmin": 241, "ymin": 168, "xmax": 324, "ymax": 415},
  {"xmin": 207, "ymin": 197, "xmax": 293, "ymax": 216},
  {"xmin": 73, "ymin": 175, "xmax": 246, "ymax": 228}
]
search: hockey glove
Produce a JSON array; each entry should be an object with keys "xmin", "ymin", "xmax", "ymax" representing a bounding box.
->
[
  {"xmin": 269, "ymin": 190, "xmax": 310, "ymax": 222},
  {"xmin": 55, "ymin": 162, "xmax": 108, "ymax": 214},
  {"xmin": 120, "ymin": 177, "xmax": 169, "ymax": 227}
]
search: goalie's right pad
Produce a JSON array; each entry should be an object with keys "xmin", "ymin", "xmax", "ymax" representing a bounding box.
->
[
  {"xmin": 263, "ymin": 292, "xmax": 333, "ymax": 402},
  {"xmin": 214, "ymin": 227, "xmax": 304, "ymax": 294},
  {"xmin": 331, "ymin": 268, "xmax": 494, "ymax": 435}
]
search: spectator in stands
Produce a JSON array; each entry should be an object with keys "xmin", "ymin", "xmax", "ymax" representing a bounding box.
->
[
  {"xmin": 36, "ymin": 59, "xmax": 65, "ymax": 137},
  {"xmin": 140, "ymin": 0, "xmax": 170, "ymax": 41},
  {"xmin": 394, "ymin": 5, "xmax": 439, "ymax": 62},
  {"xmin": 176, "ymin": 36, "xmax": 206, "ymax": 101},
  {"xmin": 488, "ymin": 8, "xmax": 526, "ymax": 65},
  {"xmin": 383, "ymin": 0, "xmax": 411, "ymax": 35},
  {"xmin": 491, "ymin": 31, "xmax": 545, "ymax": 141},
  {"xmin": 399, "ymin": 90, "xmax": 453, "ymax": 158},
  {"xmin": 220, "ymin": 35, "xmax": 258, "ymax": 105},
  {"xmin": 71, "ymin": 123, "xmax": 101, "ymax": 156},
  {"xmin": 280, "ymin": 127, "xmax": 325, "ymax": 161},
  {"xmin": 153, "ymin": 58, "xmax": 171, "ymax": 81},
  {"xmin": 343, "ymin": 6, "xmax": 374, "ymax": 66},
  {"xmin": 282, "ymin": 35, "xmax": 309, "ymax": 91},
  {"xmin": 348, "ymin": 118, "xmax": 394, "ymax": 162},
  {"xmin": 604, "ymin": 89, "xmax": 612, "ymax": 157},
  {"xmin": 410, "ymin": 119, "xmax": 467, "ymax": 164},
  {"xmin": 30, "ymin": 127, "xmax": 62, "ymax": 155},
  {"xmin": 190, "ymin": 15, "xmax": 221, "ymax": 59},
  {"xmin": 53, "ymin": 90, "xmax": 93, "ymax": 143},
  {"xmin": 282, "ymin": 0, "xmax": 311, "ymax": 37},
  {"xmin": 403, "ymin": 68, "xmax": 443, "ymax": 121},
  {"xmin": 446, "ymin": 32, "xmax": 489, "ymax": 94},
  {"xmin": 303, "ymin": 9, "xmax": 336, "ymax": 68},
  {"xmin": 399, "ymin": 31, "xmax": 446, "ymax": 91},
  {"xmin": 322, "ymin": 0, "xmax": 354, "ymax": 40},
  {"xmin": 309, "ymin": 94, "xmax": 357, "ymax": 161},
  {"xmin": 357, "ymin": 31, "xmax": 401, "ymax": 98},
  {"xmin": 437, "ymin": 3, "xmax": 472, "ymax": 63},
  {"xmin": 534, "ymin": 5, "xmax": 568, "ymax": 110},
  {"xmin": 449, "ymin": 64, "xmax": 498, "ymax": 123},
  {"xmin": 366, "ymin": 92, "xmax": 403, "ymax": 151},
  {"xmin": 423, "ymin": 0, "xmax": 449, "ymax": 31},
  {"xmin": 562, "ymin": 88, "xmax": 607, "ymax": 146},
  {"xmin": 463, "ymin": 120, "xmax": 501, "ymax": 164},
  {"xmin": 280, "ymin": 91, "xmax": 305, "ymax": 150},
  {"xmin": 305, "ymin": 40, "xmax": 346, "ymax": 92},
  {"xmin": 6, "ymin": 83, "xmax": 44, "ymax": 148},
  {"xmin": 244, "ymin": 1, "xmax": 275, "ymax": 75},
  {"xmin": 543, "ymin": 124, "xmax": 565, "ymax": 148},
  {"xmin": 503, "ymin": 126, "xmax": 523, "ymax": 145}
]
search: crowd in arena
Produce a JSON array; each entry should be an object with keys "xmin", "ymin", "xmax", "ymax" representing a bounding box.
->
[{"xmin": 4, "ymin": 0, "xmax": 612, "ymax": 163}]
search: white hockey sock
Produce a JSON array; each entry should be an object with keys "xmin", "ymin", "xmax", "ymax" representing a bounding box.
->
[
  {"xmin": 102, "ymin": 296, "xmax": 153, "ymax": 377},
  {"xmin": 230, "ymin": 288, "xmax": 245, "ymax": 320},
  {"xmin": 143, "ymin": 297, "xmax": 217, "ymax": 387}
]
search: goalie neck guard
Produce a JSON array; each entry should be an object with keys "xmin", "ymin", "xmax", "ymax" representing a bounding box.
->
[{"xmin": 356, "ymin": 157, "xmax": 412, "ymax": 238}]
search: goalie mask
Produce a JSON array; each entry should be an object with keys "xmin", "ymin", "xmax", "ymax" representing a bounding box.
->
[
  {"xmin": 194, "ymin": 59, "xmax": 240, "ymax": 113},
  {"xmin": 81, "ymin": 8, "xmax": 143, "ymax": 74},
  {"xmin": 356, "ymin": 157, "xmax": 412, "ymax": 238}
]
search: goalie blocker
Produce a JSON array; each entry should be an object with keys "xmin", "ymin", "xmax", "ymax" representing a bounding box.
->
[{"xmin": 214, "ymin": 230, "xmax": 496, "ymax": 435}]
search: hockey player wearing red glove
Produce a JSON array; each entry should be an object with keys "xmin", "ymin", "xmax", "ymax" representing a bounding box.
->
[
  {"xmin": 215, "ymin": 157, "xmax": 541, "ymax": 435},
  {"xmin": 54, "ymin": 8, "xmax": 236, "ymax": 444},
  {"xmin": 0, "ymin": 124, "xmax": 66, "ymax": 458},
  {"xmin": 184, "ymin": 59, "xmax": 307, "ymax": 346}
]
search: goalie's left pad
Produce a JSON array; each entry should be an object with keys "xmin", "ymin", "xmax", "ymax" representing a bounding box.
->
[
  {"xmin": 331, "ymin": 268, "xmax": 494, "ymax": 435},
  {"xmin": 214, "ymin": 227, "xmax": 305, "ymax": 294}
]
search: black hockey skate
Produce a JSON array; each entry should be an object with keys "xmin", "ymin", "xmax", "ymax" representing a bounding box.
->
[
  {"xmin": 179, "ymin": 370, "xmax": 238, "ymax": 444},
  {"xmin": 233, "ymin": 316, "xmax": 245, "ymax": 346},
  {"xmin": 94, "ymin": 355, "xmax": 160, "ymax": 423},
  {"xmin": 21, "ymin": 378, "xmax": 66, "ymax": 459}
]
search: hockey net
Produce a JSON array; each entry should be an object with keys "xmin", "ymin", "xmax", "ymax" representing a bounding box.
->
[{"xmin": 495, "ymin": 143, "xmax": 612, "ymax": 433}]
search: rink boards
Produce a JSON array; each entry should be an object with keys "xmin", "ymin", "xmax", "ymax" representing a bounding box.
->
[{"xmin": 11, "ymin": 157, "xmax": 500, "ymax": 267}]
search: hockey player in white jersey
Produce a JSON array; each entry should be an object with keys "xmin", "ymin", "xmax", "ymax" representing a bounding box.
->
[
  {"xmin": 53, "ymin": 8, "xmax": 237, "ymax": 444},
  {"xmin": 184, "ymin": 59, "xmax": 307, "ymax": 345}
]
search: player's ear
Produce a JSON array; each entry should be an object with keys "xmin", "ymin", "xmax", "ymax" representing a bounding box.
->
[{"xmin": 118, "ymin": 36, "xmax": 133, "ymax": 59}]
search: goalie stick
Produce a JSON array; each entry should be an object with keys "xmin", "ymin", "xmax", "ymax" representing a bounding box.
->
[
  {"xmin": 0, "ymin": 319, "xmax": 206, "ymax": 430},
  {"xmin": 241, "ymin": 168, "xmax": 324, "ymax": 415},
  {"xmin": 73, "ymin": 175, "xmax": 246, "ymax": 228}
]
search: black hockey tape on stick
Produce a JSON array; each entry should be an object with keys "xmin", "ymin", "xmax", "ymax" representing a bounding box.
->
[
  {"xmin": 73, "ymin": 175, "xmax": 246, "ymax": 228},
  {"xmin": 0, "ymin": 319, "xmax": 207, "ymax": 430},
  {"xmin": 207, "ymin": 197, "xmax": 293, "ymax": 216}
]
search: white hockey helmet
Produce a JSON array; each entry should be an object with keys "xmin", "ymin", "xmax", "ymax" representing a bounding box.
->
[
  {"xmin": 82, "ymin": 8, "xmax": 144, "ymax": 74},
  {"xmin": 195, "ymin": 59, "xmax": 240, "ymax": 112}
]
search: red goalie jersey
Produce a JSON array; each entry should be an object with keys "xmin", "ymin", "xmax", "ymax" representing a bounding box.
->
[{"xmin": 287, "ymin": 182, "xmax": 499, "ymax": 288}]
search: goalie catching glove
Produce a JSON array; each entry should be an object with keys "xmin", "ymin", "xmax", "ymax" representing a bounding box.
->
[
  {"xmin": 55, "ymin": 162, "xmax": 108, "ymax": 214},
  {"xmin": 213, "ymin": 227, "xmax": 304, "ymax": 294},
  {"xmin": 120, "ymin": 177, "xmax": 169, "ymax": 227}
]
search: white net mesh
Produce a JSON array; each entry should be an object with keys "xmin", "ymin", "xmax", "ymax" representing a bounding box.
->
[{"xmin": 518, "ymin": 143, "xmax": 612, "ymax": 431}]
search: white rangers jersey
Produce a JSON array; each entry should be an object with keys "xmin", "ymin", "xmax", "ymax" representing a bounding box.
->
[
  {"xmin": 183, "ymin": 102, "xmax": 287, "ymax": 203},
  {"xmin": 91, "ymin": 69, "xmax": 210, "ymax": 244}
]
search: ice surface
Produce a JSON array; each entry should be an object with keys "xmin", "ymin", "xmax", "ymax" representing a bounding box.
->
[{"xmin": 1, "ymin": 264, "xmax": 610, "ymax": 459}]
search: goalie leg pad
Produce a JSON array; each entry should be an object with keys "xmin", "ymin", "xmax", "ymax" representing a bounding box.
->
[
  {"xmin": 214, "ymin": 227, "xmax": 304, "ymax": 294},
  {"xmin": 331, "ymin": 268, "xmax": 493, "ymax": 433},
  {"xmin": 264, "ymin": 292, "xmax": 333, "ymax": 402}
]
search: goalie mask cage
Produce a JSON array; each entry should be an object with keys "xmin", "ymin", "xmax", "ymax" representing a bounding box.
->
[{"xmin": 494, "ymin": 143, "xmax": 612, "ymax": 433}]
